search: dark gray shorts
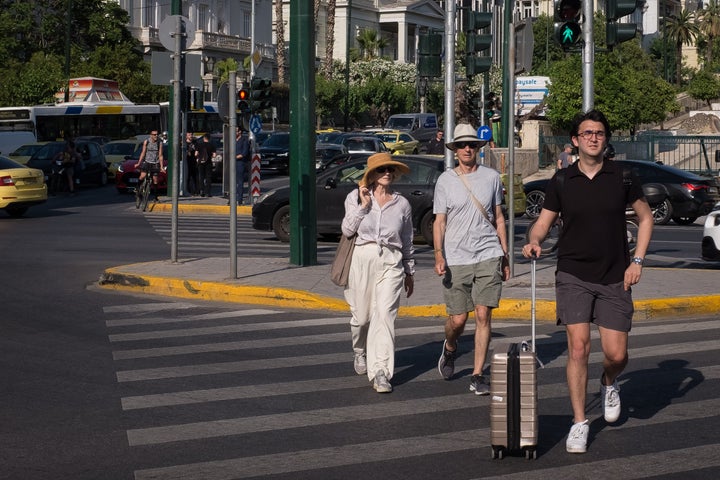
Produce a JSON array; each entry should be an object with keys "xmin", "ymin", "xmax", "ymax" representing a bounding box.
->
[{"xmin": 555, "ymin": 271, "xmax": 633, "ymax": 332}]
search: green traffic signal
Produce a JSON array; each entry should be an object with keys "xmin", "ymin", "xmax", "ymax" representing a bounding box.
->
[{"xmin": 556, "ymin": 22, "xmax": 582, "ymax": 46}]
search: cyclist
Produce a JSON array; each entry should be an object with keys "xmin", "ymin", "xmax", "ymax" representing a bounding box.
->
[{"xmin": 135, "ymin": 130, "xmax": 165, "ymax": 201}]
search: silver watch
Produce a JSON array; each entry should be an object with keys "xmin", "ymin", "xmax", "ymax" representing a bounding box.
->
[{"xmin": 631, "ymin": 257, "xmax": 644, "ymax": 265}]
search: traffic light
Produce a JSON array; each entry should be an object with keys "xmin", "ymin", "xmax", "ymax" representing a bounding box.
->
[
  {"xmin": 418, "ymin": 31, "xmax": 442, "ymax": 77},
  {"xmin": 238, "ymin": 84, "xmax": 250, "ymax": 113},
  {"xmin": 554, "ymin": 0, "xmax": 582, "ymax": 50},
  {"xmin": 606, "ymin": 0, "xmax": 639, "ymax": 48},
  {"xmin": 462, "ymin": 7, "xmax": 493, "ymax": 76},
  {"xmin": 250, "ymin": 77, "xmax": 272, "ymax": 112},
  {"xmin": 189, "ymin": 88, "xmax": 203, "ymax": 110}
]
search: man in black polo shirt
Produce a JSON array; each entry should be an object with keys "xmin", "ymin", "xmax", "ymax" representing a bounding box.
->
[{"xmin": 522, "ymin": 110, "xmax": 654, "ymax": 454}]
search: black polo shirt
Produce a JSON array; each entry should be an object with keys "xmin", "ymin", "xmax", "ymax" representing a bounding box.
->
[{"xmin": 543, "ymin": 161, "xmax": 644, "ymax": 284}]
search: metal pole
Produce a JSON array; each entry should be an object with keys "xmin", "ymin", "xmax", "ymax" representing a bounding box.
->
[
  {"xmin": 344, "ymin": 0, "xmax": 353, "ymax": 131},
  {"xmin": 582, "ymin": 0, "xmax": 594, "ymax": 111},
  {"xmin": 443, "ymin": 0, "xmax": 456, "ymax": 171},
  {"xmin": 500, "ymin": 0, "xmax": 513, "ymax": 148},
  {"xmin": 170, "ymin": 14, "xmax": 184, "ymax": 263},
  {"xmin": 507, "ymin": 23, "xmax": 516, "ymax": 277},
  {"xmin": 228, "ymin": 72, "xmax": 238, "ymax": 278}
]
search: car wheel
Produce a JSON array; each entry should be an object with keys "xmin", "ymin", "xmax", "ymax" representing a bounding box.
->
[
  {"xmin": 672, "ymin": 216, "xmax": 697, "ymax": 225},
  {"xmin": 272, "ymin": 205, "xmax": 291, "ymax": 242},
  {"xmin": 6, "ymin": 206, "xmax": 28, "ymax": 218},
  {"xmin": 524, "ymin": 190, "xmax": 545, "ymax": 219},
  {"xmin": 652, "ymin": 198, "xmax": 673, "ymax": 225},
  {"xmin": 420, "ymin": 210, "xmax": 435, "ymax": 246}
]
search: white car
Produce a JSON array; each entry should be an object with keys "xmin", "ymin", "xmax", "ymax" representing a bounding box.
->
[{"xmin": 701, "ymin": 203, "xmax": 720, "ymax": 261}]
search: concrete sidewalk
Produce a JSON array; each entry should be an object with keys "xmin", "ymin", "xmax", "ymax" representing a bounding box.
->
[{"xmin": 99, "ymin": 195, "xmax": 720, "ymax": 321}]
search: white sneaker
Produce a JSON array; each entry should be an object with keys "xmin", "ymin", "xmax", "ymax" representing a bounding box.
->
[
  {"xmin": 566, "ymin": 420, "xmax": 589, "ymax": 453},
  {"xmin": 601, "ymin": 378, "xmax": 621, "ymax": 423},
  {"xmin": 353, "ymin": 353, "xmax": 367, "ymax": 375},
  {"xmin": 373, "ymin": 371, "xmax": 392, "ymax": 393}
]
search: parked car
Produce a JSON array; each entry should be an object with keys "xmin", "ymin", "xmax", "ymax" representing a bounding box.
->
[
  {"xmin": 384, "ymin": 113, "xmax": 439, "ymax": 143},
  {"xmin": 522, "ymin": 160, "xmax": 720, "ymax": 225},
  {"xmin": 254, "ymin": 131, "xmax": 272, "ymax": 147},
  {"xmin": 74, "ymin": 135, "xmax": 111, "ymax": 145},
  {"xmin": 7, "ymin": 142, "xmax": 49, "ymax": 165},
  {"xmin": 252, "ymin": 154, "xmax": 444, "ymax": 244},
  {"xmin": 0, "ymin": 155, "xmax": 47, "ymax": 217},
  {"xmin": 115, "ymin": 143, "xmax": 168, "ymax": 193},
  {"xmin": 701, "ymin": 203, "xmax": 720, "ymax": 261},
  {"xmin": 207, "ymin": 133, "xmax": 225, "ymax": 181},
  {"xmin": 315, "ymin": 143, "xmax": 348, "ymax": 171},
  {"xmin": 26, "ymin": 140, "xmax": 109, "ymax": 187},
  {"xmin": 103, "ymin": 139, "xmax": 144, "ymax": 180},
  {"xmin": 375, "ymin": 131, "xmax": 420, "ymax": 154},
  {"xmin": 258, "ymin": 132, "xmax": 290, "ymax": 173}
]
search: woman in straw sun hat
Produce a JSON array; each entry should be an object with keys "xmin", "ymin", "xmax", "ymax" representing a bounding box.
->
[{"xmin": 341, "ymin": 152, "xmax": 415, "ymax": 394}]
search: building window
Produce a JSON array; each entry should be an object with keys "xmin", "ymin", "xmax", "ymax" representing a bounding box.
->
[
  {"xmin": 243, "ymin": 10, "xmax": 251, "ymax": 37},
  {"xmin": 198, "ymin": 4, "xmax": 208, "ymax": 31},
  {"xmin": 143, "ymin": 1, "xmax": 152, "ymax": 27}
]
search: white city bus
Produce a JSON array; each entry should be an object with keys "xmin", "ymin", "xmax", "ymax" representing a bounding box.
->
[
  {"xmin": 160, "ymin": 101, "xmax": 224, "ymax": 137},
  {"xmin": 0, "ymin": 103, "xmax": 162, "ymax": 155}
]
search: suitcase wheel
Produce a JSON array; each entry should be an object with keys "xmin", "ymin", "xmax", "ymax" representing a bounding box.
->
[
  {"xmin": 491, "ymin": 446, "xmax": 504, "ymax": 460},
  {"xmin": 524, "ymin": 447, "xmax": 537, "ymax": 460}
]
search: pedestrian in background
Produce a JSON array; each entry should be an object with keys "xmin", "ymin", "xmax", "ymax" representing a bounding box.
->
[
  {"xmin": 234, "ymin": 127, "xmax": 251, "ymax": 205},
  {"xmin": 426, "ymin": 130, "xmax": 445, "ymax": 154},
  {"xmin": 557, "ymin": 143, "xmax": 574, "ymax": 169},
  {"xmin": 523, "ymin": 109, "xmax": 653, "ymax": 454},
  {"xmin": 195, "ymin": 133, "xmax": 216, "ymax": 197},
  {"xmin": 433, "ymin": 123, "xmax": 510, "ymax": 395},
  {"xmin": 185, "ymin": 132, "xmax": 198, "ymax": 195},
  {"xmin": 341, "ymin": 152, "xmax": 415, "ymax": 394}
]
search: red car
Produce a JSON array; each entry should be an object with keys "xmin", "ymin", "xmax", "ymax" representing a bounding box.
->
[{"xmin": 115, "ymin": 143, "xmax": 168, "ymax": 193}]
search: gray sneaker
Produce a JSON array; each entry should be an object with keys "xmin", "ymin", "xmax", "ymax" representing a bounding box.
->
[
  {"xmin": 373, "ymin": 371, "xmax": 392, "ymax": 393},
  {"xmin": 353, "ymin": 353, "xmax": 367, "ymax": 375},
  {"xmin": 438, "ymin": 340, "xmax": 456, "ymax": 380},
  {"xmin": 469, "ymin": 375, "xmax": 490, "ymax": 395}
]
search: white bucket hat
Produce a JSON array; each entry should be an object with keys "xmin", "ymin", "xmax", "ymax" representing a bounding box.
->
[{"xmin": 445, "ymin": 123, "xmax": 487, "ymax": 150}]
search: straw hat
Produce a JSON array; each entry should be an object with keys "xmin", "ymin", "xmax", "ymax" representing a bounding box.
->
[
  {"xmin": 359, "ymin": 152, "xmax": 410, "ymax": 187},
  {"xmin": 445, "ymin": 123, "xmax": 487, "ymax": 150}
]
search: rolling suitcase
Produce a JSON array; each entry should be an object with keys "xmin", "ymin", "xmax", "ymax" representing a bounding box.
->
[{"xmin": 490, "ymin": 256, "xmax": 540, "ymax": 460}]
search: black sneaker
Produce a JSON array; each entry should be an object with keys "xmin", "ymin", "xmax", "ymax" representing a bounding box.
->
[
  {"xmin": 438, "ymin": 340, "xmax": 456, "ymax": 380},
  {"xmin": 469, "ymin": 375, "xmax": 490, "ymax": 395}
]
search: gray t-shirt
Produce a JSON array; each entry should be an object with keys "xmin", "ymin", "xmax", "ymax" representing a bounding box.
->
[{"xmin": 433, "ymin": 165, "xmax": 505, "ymax": 265}]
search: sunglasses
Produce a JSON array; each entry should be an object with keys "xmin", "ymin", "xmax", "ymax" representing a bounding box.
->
[
  {"xmin": 455, "ymin": 142, "xmax": 480, "ymax": 149},
  {"xmin": 375, "ymin": 166, "xmax": 395, "ymax": 174}
]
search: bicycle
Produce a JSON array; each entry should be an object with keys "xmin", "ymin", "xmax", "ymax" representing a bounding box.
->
[
  {"xmin": 135, "ymin": 174, "xmax": 152, "ymax": 212},
  {"xmin": 525, "ymin": 216, "xmax": 638, "ymax": 255}
]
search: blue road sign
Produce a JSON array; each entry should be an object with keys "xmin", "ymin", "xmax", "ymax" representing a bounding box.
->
[
  {"xmin": 478, "ymin": 125, "xmax": 492, "ymax": 141},
  {"xmin": 250, "ymin": 114, "xmax": 262, "ymax": 134}
]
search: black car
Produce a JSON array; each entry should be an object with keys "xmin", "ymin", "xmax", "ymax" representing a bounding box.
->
[
  {"xmin": 258, "ymin": 132, "xmax": 290, "ymax": 173},
  {"xmin": 26, "ymin": 140, "xmax": 109, "ymax": 187},
  {"xmin": 523, "ymin": 160, "xmax": 720, "ymax": 225},
  {"xmin": 252, "ymin": 154, "xmax": 444, "ymax": 244}
]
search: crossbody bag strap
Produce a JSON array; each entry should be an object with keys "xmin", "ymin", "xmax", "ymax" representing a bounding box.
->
[{"xmin": 456, "ymin": 168, "xmax": 495, "ymax": 232}]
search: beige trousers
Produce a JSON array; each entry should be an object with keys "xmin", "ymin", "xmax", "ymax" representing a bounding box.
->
[{"xmin": 344, "ymin": 243, "xmax": 404, "ymax": 381}]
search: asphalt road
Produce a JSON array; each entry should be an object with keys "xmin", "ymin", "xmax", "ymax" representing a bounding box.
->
[{"xmin": 1, "ymin": 185, "xmax": 719, "ymax": 479}]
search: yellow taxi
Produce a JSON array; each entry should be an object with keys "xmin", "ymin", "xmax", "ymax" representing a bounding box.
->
[
  {"xmin": 0, "ymin": 155, "xmax": 47, "ymax": 217},
  {"xmin": 374, "ymin": 130, "xmax": 420, "ymax": 155}
]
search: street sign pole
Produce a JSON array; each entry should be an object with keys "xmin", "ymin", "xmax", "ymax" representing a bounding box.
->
[
  {"xmin": 228, "ymin": 71, "xmax": 238, "ymax": 278},
  {"xmin": 170, "ymin": 14, "xmax": 184, "ymax": 263}
]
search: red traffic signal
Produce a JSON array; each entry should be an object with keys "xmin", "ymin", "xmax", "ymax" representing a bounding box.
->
[{"xmin": 238, "ymin": 88, "xmax": 249, "ymax": 101}]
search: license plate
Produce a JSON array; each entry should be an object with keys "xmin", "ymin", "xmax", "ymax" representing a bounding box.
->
[
  {"xmin": 261, "ymin": 160, "xmax": 269, "ymax": 166},
  {"xmin": 709, "ymin": 187, "xmax": 717, "ymax": 194},
  {"xmin": 128, "ymin": 178, "xmax": 138, "ymax": 184}
]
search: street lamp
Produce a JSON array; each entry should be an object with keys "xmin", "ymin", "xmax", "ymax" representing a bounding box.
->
[{"xmin": 203, "ymin": 56, "xmax": 216, "ymax": 101}]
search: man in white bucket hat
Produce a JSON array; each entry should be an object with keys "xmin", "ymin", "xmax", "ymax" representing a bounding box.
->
[{"xmin": 433, "ymin": 123, "xmax": 510, "ymax": 395}]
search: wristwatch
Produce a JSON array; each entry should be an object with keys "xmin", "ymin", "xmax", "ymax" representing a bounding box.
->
[{"xmin": 631, "ymin": 257, "xmax": 644, "ymax": 266}]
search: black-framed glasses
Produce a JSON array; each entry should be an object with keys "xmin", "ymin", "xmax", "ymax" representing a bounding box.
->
[
  {"xmin": 455, "ymin": 141, "xmax": 480, "ymax": 149},
  {"xmin": 578, "ymin": 130, "xmax": 606, "ymax": 139},
  {"xmin": 375, "ymin": 166, "xmax": 395, "ymax": 174}
]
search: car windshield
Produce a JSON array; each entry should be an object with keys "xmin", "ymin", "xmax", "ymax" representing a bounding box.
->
[
  {"xmin": 386, "ymin": 118, "xmax": 413, "ymax": 129},
  {"xmin": 376, "ymin": 134, "xmax": 398, "ymax": 143},
  {"xmin": 264, "ymin": 134, "xmax": 290, "ymax": 147},
  {"xmin": 0, "ymin": 155, "xmax": 25, "ymax": 169},
  {"xmin": 103, "ymin": 143, "xmax": 136, "ymax": 155}
]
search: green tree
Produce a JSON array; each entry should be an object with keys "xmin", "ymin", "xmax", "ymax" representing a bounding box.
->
[
  {"xmin": 530, "ymin": 14, "xmax": 567, "ymax": 76},
  {"xmin": 664, "ymin": 9, "xmax": 700, "ymax": 88},
  {"xmin": 355, "ymin": 29, "xmax": 389, "ymax": 60},
  {"xmin": 315, "ymin": 74, "xmax": 346, "ymax": 127},
  {"xmin": 698, "ymin": 0, "xmax": 720, "ymax": 65},
  {"xmin": 687, "ymin": 68, "xmax": 720, "ymax": 107}
]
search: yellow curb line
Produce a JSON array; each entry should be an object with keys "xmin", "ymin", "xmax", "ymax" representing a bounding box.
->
[
  {"xmin": 148, "ymin": 203, "xmax": 252, "ymax": 215},
  {"xmin": 100, "ymin": 267, "xmax": 720, "ymax": 320}
]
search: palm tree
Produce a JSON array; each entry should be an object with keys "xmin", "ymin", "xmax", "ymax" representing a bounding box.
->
[
  {"xmin": 324, "ymin": 0, "xmax": 337, "ymax": 79},
  {"xmin": 664, "ymin": 9, "xmax": 700, "ymax": 88},
  {"xmin": 698, "ymin": 0, "xmax": 720, "ymax": 65},
  {"xmin": 356, "ymin": 29, "xmax": 388, "ymax": 59},
  {"xmin": 275, "ymin": 0, "xmax": 286, "ymax": 85}
]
